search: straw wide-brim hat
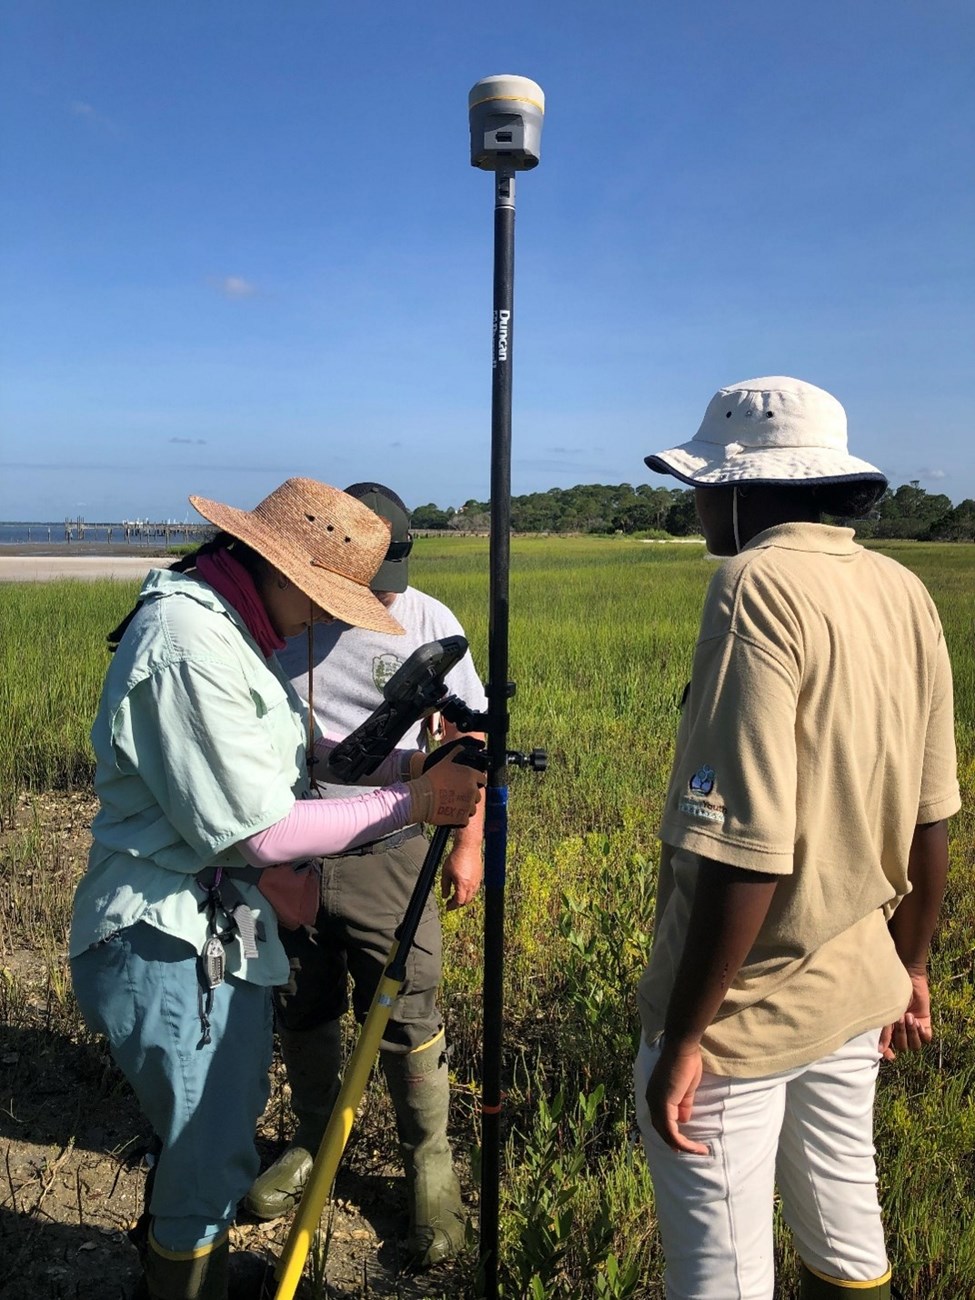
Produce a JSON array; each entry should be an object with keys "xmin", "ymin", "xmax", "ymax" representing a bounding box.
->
[
  {"xmin": 645, "ymin": 376, "xmax": 887, "ymax": 491},
  {"xmin": 189, "ymin": 478, "xmax": 404, "ymax": 636}
]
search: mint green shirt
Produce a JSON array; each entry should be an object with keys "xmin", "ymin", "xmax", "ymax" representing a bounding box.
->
[{"xmin": 69, "ymin": 568, "xmax": 310, "ymax": 986}]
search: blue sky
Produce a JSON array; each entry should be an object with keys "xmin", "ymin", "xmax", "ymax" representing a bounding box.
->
[{"xmin": 1, "ymin": 1, "xmax": 973, "ymax": 522}]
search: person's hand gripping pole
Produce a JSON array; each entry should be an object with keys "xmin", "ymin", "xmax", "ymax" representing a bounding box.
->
[
  {"xmin": 406, "ymin": 737, "xmax": 487, "ymax": 827},
  {"xmin": 273, "ymin": 739, "xmax": 487, "ymax": 1300}
]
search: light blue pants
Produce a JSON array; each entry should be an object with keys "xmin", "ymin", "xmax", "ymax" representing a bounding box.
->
[{"xmin": 71, "ymin": 922, "xmax": 273, "ymax": 1252}]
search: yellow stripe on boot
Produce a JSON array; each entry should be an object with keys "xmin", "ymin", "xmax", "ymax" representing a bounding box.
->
[
  {"xmin": 381, "ymin": 1029, "xmax": 466, "ymax": 1269},
  {"xmin": 144, "ymin": 1229, "xmax": 230, "ymax": 1300},
  {"xmin": 800, "ymin": 1259, "xmax": 892, "ymax": 1298}
]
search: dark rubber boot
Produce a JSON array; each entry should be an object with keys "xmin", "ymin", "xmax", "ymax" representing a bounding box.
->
[
  {"xmin": 244, "ymin": 1020, "xmax": 342, "ymax": 1221},
  {"xmin": 800, "ymin": 1261, "xmax": 892, "ymax": 1298},
  {"xmin": 381, "ymin": 1032, "xmax": 467, "ymax": 1269},
  {"xmin": 144, "ymin": 1231, "xmax": 230, "ymax": 1299},
  {"xmin": 226, "ymin": 1250, "xmax": 277, "ymax": 1299}
]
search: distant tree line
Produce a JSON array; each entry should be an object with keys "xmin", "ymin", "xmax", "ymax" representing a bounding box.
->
[
  {"xmin": 410, "ymin": 481, "xmax": 973, "ymax": 541},
  {"xmin": 853, "ymin": 482, "xmax": 975, "ymax": 540}
]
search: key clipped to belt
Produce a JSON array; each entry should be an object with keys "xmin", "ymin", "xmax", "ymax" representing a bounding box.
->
[{"xmin": 202, "ymin": 934, "xmax": 226, "ymax": 988}]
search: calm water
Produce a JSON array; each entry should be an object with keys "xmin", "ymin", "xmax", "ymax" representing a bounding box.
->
[{"xmin": 0, "ymin": 522, "xmax": 202, "ymax": 546}]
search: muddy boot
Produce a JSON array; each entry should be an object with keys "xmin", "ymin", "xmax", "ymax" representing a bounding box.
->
[
  {"xmin": 381, "ymin": 1031, "xmax": 467, "ymax": 1270},
  {"xmin": 244, "ymin": 1020, "xmax": 342, "ymax": 1221},
  {"xmin": 143, "ymin": 1230, "xmax": 230, "ymax": 1299}
]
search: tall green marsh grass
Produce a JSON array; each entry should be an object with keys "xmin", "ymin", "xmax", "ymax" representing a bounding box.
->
[
  {"xmin": 1, "ymin": 537, "xmax": 973, "ymax": 1297},
  {"xmin": 0, "ymin": 579, "xmax": 135, "ymax": 821},
  {"xmin": 425, "ymin": 536, "xmax": 975, "ymax": 1298}
]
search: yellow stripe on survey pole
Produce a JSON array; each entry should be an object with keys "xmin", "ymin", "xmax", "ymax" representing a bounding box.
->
[{"xmin": 273, "ymin": 963, "xmax": 404, "ymax": 1300}]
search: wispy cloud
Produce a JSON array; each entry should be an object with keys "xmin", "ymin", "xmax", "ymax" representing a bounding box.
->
[
  {"xmin": 69, "ymin": 100, "xmax": 119, "ymax": 135},
  {"xmin": 0, "ymin": 460, "xmax": 290, "ymax": 474},
  {"xmin": 170, "ymin": 437, "xmax": 207, "ymax": 446},
  {"xmin": 210, "ymin": 275, "xmax": 257, "ymax": 300},
  {"xmin": 517, "ymin": 455, "xmax": 620, "ymax": 479},
  {"xmin": 920, "ymin": 467, "xmax": 947, "ymax": 480}
]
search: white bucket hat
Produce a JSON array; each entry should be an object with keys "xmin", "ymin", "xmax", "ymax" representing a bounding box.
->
[{"xmin": 645, "ymin": 376, "xmax": 887, "ymax": 490}]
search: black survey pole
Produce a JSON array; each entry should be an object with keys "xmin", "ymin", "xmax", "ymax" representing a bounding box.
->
[
  {"xmin": 468, "ymin": 75, "xmax": 545, "ymax": 1300},
  {"xmin": 481, "ymin": 166, "xmax": 514, "ymax": 1300}
]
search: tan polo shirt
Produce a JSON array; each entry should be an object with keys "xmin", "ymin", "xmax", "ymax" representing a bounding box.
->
[{"xmin": 638, "ymin": 522, "xmax": 960, "ymax": 1076}]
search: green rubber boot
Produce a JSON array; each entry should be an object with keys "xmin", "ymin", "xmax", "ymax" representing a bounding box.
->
[
  {"xmin": 143, "ymin": 1231, "xmax": 230, "ymax": 1299},
  {"xmin": 381, "ymin": 1031, "xmax": 467, "ymax": 1270},
  {"xmin": 244, "ymin": 1020, "xmax": 342, "ymax": 1221},
  {"xmin": 800, "ymin": 1261, "xmax": 892, "ymax": 1298}
]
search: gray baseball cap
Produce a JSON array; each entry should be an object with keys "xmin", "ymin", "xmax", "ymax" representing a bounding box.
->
[{"xmin": 343, "ymin": 482, "xmax": 413, "ymax": 593}]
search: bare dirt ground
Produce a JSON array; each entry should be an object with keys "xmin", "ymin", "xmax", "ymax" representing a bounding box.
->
[
  {"xmin": 0, "ymin": 544, "xmax": 174, "ymax": 584},
  {"xmin": 0, "ymin": 791, "xmax": 469, "ymax": 1299}
]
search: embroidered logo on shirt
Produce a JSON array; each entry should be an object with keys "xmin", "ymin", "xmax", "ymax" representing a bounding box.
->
[
  {"xmin": 689, "ymin": 764, "xmax": 715, "ymax": 795},
  {"xmin": 678, "ymin": 797, "xmax": 725, "ymax": 824},
  {"xmin": 373, "ymin": 652, "xmax": 404, "ymax": 692}
]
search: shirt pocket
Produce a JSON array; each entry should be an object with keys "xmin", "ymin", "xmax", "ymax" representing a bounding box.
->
[
  {"xmin": 249, "ymin": 667, "xmax": 308, "ymax": 788},
  {"xmin": 250, "ymin": 671, "xmax": 290, "ymax": 718}
]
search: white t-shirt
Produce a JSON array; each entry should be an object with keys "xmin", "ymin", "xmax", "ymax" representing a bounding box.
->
[{"xmin": 278, "ymin": 585, "xmax": 488, "ymax": 797}]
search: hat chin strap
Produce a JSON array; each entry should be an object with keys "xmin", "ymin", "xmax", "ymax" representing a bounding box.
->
[
  {"xmin": 306, "ymin": 609, "xmax": 316, "ymax": 774},
  {"xmin": 733, "ymin": 485, "xmax": 742, "ymax": 554}
]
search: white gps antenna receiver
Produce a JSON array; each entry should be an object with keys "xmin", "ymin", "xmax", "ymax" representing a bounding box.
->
[{"xmin": 468, "ymin": 74, "xmax": 545, "ymax": 171}]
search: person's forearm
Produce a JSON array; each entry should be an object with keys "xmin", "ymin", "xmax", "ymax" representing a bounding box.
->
[
  {"xmin": 664, "ymin": 857, "xmax": 780, "ymax": 1046},
  {"xmin": 442, "ymin": 727, "xmax": 486, "ymax": 851},
  {"xmin": 238, "ymin": 786, "xmax": 411, "ymax": 866},
  {"xmin": 312, "ymin": 735, "xmax": 416, "ymax": 787},
  {"xmin": 888, "ymin": 820, "xmax": 949, "ymax": 972},
  {"xmin": 451, "ymin": 787, "xmax": 485, "ymax": 850}
]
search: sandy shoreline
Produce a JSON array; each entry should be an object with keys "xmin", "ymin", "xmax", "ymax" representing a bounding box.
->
[{"xmin": 0, "ymin": 544, "xmax": 174, "ymax": 583}]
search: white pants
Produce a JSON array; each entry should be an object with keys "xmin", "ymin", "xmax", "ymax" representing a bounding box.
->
[{"xmin": 633, "ymin": 1029, "xmax": 890, "ymax": 1300}]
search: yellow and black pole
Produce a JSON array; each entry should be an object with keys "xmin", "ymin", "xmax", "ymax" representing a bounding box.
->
[
  {"xmin": 273, "ymin": 826, "xmax": 453, "ymax": 1299},
  {"xmin": 274, "ymin": 720, "xmax": 493, "ymax": 1298},
  {"xmin": 271, "ymin": 640, "xmax": 482, "ymax": 1295}
]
